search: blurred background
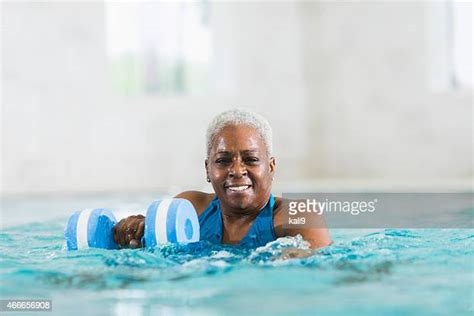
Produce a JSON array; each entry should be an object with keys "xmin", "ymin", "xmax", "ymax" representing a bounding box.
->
[{"xmin": 1, "ymin": 0, "xmax": 472, "ymax": 201}]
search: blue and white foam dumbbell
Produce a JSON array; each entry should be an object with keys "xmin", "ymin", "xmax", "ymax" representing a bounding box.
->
[
  {"xmin": 64, "ymin": 199, "xmax": 200, "ymax": 250},
  {"xmin": 64, "ymin": 208, "xmax": 118, "ymax": 250},
  {"xmin": 144, "ymin": 198, "xmax": 200, "ymax": 248}
]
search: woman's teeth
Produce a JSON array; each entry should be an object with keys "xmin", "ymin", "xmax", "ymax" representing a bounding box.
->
[{"xmin": 228, "ymin": 186, "xmax": 250, "ymax": 192}]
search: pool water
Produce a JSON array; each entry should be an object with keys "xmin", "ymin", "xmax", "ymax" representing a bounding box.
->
[{"xmin": 0, "ymin": 216, "xmax": 473, "ymax": 315}]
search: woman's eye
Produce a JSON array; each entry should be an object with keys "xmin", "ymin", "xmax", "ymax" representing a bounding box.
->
[
  {"xmin": 216, "ymin": 158, "xmax": 231, "ymax": 164},
  {"xmin": 245, "ymin": 157, "xmax": 259, "ymax": 163}
]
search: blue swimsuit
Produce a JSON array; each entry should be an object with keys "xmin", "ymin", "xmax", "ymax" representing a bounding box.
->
[{"xmin": 198, "ymin": 194, "xmax": 277, "ymax": 248}]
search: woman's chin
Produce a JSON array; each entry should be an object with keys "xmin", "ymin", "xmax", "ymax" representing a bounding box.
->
[{"xmin": 223, "ymin": 190, "xmax": 254, "ymax": 208}]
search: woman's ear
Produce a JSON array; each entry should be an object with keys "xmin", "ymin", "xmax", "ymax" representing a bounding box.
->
[
  {"xmin": 269, "ymin": 156, "xmax": 276, "ymax": 177},
  {"xmin": 204, "ymin": 159, "xmax": 210, "ymax": 180}
]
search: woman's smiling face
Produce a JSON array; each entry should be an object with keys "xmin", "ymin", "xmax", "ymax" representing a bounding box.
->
[{"xmin": 206, "ymin": 124, "xmax": 275, "ymax": 211}]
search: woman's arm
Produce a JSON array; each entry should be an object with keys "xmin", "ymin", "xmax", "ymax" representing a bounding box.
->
[{"xmin": 273, "ymin": 198, "xmax": 332, "ymax": 251}]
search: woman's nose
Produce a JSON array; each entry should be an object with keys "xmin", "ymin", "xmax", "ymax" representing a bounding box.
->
[{"xmin": 229, "ymin": 161, "xmax": 247, "ymax": 177}]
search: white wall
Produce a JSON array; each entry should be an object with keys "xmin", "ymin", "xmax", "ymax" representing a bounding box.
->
[
  {"xmin": 300, "ymin": 1, "xmax": 473, "ymax": 178},
  {"xmin": 1, "ymin": 1, "xmax": 472, "ymax": 197}
]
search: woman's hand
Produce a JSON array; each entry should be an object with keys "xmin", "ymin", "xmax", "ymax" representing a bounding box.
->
[{"xmin": 113, "ymin": 215, "xmax": 145, "ymax": 249}]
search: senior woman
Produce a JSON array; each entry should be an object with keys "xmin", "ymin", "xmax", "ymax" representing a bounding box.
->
[{"xmin": 114, "ymin": 109, "xmax": 331, "ymax": 251}]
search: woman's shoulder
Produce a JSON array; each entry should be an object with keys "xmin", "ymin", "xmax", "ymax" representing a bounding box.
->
[
  {"xmin": 174, "ymin": 191, "xmax": 215, "ymax": 216},
  {"xmin": 272, "ymin": 196, "xmax": 296, "ymax": 237},
  {"xmin": 273, "ymin": 196, "xmax": 289, "ymax": 213}
]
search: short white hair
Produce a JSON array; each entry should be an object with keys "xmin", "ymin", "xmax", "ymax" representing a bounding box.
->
[{"xmin": 206, "ymin": 109, "xmax": 273, "ymax": 158}]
